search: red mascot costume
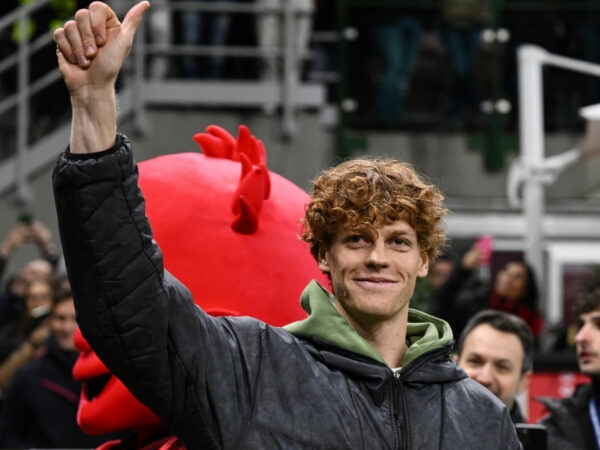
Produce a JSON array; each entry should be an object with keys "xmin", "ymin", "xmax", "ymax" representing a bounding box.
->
[{"xmin": 72, "ymin": 125, "xmax": 329, "ymax": 449}]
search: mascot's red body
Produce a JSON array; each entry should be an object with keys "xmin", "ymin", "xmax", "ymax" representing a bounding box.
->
[{"xmin": 71, "ymin": 125, "xmax": 329, "ymax": 449}]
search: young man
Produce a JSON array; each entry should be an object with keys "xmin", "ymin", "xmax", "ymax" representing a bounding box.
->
[
  {"xmin": 51, "ymin": 2, "xmax": 521, "ymax": 448},
  {"xmin": 536, "ymin": 291, "xmax": 600, "ymax": 449},
  {"xmin": 454, "ymin": 309, "xmax": 534, "ymax": 423}
]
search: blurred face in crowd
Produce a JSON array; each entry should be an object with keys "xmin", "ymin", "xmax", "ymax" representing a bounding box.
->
[
  {"xmin": 429, "ymin": 258, "xmax": 454, "ymax": 291},
  {"xmin": 10, "ymin": 259, "xmax": 53, "ymax": 297},
  {"xmin": 24, "ymin": 279, "xmax": 53, "ymax": 319},
  {"xmin": 575, "ymin": 307, "xmax": 600, "ymax": 378},
  {"xmin": 493, "ymin": 262, "xmax": 528, "ymax": 302},
  {"xmin": 22, "ymin": 259, "xmax": 53, "ymax": 282},
  {"xmin": 51, "ymin": 296, "xmax": 78, "ymax": 351},
  {"xmin": 455, "ymin": 323, "xmax": 530, "ymax": 408}
]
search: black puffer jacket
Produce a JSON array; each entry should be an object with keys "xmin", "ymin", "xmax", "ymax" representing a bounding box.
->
[
  {"xmin": 53, "ymin": 135, "xmax": 521, "ymax": 449},
  {"xmin": 537, "ymin": 383, "xmax": 597, "ymax": 450}
]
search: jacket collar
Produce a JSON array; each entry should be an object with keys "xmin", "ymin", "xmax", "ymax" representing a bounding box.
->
[{"xmin": 284, "ymin": 280, "xmax": 454, "ymax": 367}]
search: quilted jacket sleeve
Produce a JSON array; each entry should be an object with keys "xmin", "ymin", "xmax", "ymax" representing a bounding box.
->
[{"xmin": 52, "ymin": 135, "xmax": 257, "ymax": 447}]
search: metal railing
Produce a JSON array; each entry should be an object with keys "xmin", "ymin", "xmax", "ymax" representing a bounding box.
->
[
  {"xmin": 0, "ymin": 0, "xmax": 59, "ymax": 205},
  {"xmin": 0, "ymin": 0, "xmax": 332, "ymax": 206}
]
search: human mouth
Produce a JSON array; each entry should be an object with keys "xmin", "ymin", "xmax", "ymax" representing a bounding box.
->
[
  {"xmin": 578, "ymin": 350, "xmax": 597, "ymax": 364},
  {"xmin": 355, "ymin": 277, "xmax": 396, "ymax": 287}
]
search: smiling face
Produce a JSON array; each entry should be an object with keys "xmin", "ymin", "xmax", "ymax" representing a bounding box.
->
[
  {"xmin": 51, "ymin": 297, "xmax": 78, "ymax": 352},
  {"xmin": 318, "ymin": 219, "xmax": 429, "ymax": 328},
  {"xmin": 24, "ymin": 279, "xmax": 53, "ymax": 318},
  {"xmin": 575, "ymin": 308, "xmax": 600, "ymax": 378},
  {"xmin": 456, "ymin": 323, "xmax": 530, "ymax": 408}
]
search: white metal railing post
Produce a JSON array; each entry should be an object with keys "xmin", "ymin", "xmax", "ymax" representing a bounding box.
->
[
  {"xmin": 517, "ymin": 45, "xmax": 546, "ymax": 305},
  {"xmin": 15, "ymin": 6, "xmax": 32, "ymax": 206},
  {"xmin": 281, "ymin": 0, "xmax": 296, "ymax": 138}
]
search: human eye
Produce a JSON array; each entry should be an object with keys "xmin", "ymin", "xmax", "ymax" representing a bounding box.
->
[
  {"xmin": 465, "ymin": 357, "xmax": 482, "ymax": 367},
  {"xmin": 345, "ymin": 234, "xmax": 368, "ymax": 248},
  {"xmin": 496, "ymin": 361, "xmax": 513, "ymax": 373},
  {"xmin": 389, "ymin": 235, "xmax": 411, "ymax": 249}
]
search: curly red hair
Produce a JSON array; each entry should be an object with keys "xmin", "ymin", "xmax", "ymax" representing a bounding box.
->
[{"xmin": 302, "ymin": 158, "xmax": 448, "ymax": 263}]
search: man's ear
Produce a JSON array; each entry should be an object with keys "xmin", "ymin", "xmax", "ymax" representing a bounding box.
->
[
  {"xmin": 317, "ymin": 247, "xmax": 330, "ymax": 273},
  {"xmin": 451, "ymin": 353, "xmax": 459, "ymax": 364},
  {"xmin": 518, "ymin": 370, "xmax": 532, "ymax": 394},
  {"xmin": 418, "ymin": 252, "xmax": 429, "ymax": 278}
]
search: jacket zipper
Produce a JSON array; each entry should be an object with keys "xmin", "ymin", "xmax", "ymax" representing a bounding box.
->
[{"xmin": 393, "ymin": 369, "xmax": 409, "ymax": 450}]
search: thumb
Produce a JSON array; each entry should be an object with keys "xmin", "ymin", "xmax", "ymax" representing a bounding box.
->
[{"xmin": 121, "ymin": 1, "xmax": 150, "ymax": 40}]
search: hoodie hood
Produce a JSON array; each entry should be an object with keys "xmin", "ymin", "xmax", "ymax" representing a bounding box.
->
[{"xmin": 285, "ymin": 280, "xmax": 454, "ymax": 367}]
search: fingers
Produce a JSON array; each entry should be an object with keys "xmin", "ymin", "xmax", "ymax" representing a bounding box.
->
[
  {"xmin": 54, "ymin": 26, "xmax": 77, "ymax": 65},
  {"xmin": 88, "ymin": 1, "xmax": 113, "ymax": 46},
  {"xmin": 53, "ymin": 1, "xmax": 149, "ymax": 69},
  {"xmin": 122, "ymin": 1, "xmax": 151, "ymax": 39},
  {"xmin": 76, "ymin": 7, "xmax": 99, "ymax": 62},
  {"xmin": 68, "ymin": 10, "xmax": 93, "ymax": 67},
  {"xmin": 54, "ymin": 7, "xmax": 102, "ymax": 68}
]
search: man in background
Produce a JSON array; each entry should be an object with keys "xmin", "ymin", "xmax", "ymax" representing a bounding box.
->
[
  {"xmin": 455, "ymin": 309, "xmax": 534, "ymax": 424},
  {"xmin": 537, "ymin": 290, "xmax": 600, "ymax": 449}
]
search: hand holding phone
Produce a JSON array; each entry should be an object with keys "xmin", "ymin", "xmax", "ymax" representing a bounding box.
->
[
  {"xmin": 475, "ymin": 235, "xmax": 494, "ymax": 264},
  {"xmin": 18, "ymin": 212, "xmax": 33, "ymax": 226}
]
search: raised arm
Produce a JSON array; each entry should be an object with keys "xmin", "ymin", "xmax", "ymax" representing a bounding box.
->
[
  {"xmin": 53, "ymin": 1, "xmax": 149, "ymax": 153},
  {"xmin": 52, "ymin": 5, "xmax": 261, "ymax": 443}
]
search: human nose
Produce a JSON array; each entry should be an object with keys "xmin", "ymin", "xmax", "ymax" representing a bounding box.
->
[
  {"xmin": 66, "ymin": 318, "xmax": 78, "ymax": 335},
  {"xmin": 473, "ymin": 364, "xmax": 494, "ymax": 386},
  {"xmin": 366, "ymin": 239, "xmax": 388, "ymax": 266},
  {"xmin": 575, "ymin": 323, "xmax": 589, "ymax": 344}
]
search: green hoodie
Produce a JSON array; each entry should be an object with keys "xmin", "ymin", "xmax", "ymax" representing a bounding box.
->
[{"xmin": 285, "ymin": 280, "xmax": 454, "ymax": 367}]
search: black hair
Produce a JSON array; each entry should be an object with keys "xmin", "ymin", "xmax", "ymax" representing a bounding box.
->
[
  {"xmin": 520, "ymin": 261, "xmax": 540, "ymax": 312},
  {"xmin": 456, "ymin": 309, "xmax": 534, "ymax": 374},
  {"xmin": 575, "ymin": 285, "xmax": 600, "ymax": 317},
  {"xmin": 52, "ymin": 286, "xmax": 73, "ymax": 309}
]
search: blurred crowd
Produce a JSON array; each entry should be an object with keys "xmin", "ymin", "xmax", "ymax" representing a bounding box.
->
[
  {"xmin": 0, "ymin": 219, "xmax": 125, "ymax": 448},
  {"xmin": 0, "ymin": 217, "xmax": 589, "ymax": 447},
  {"xmin": 412, "ymin": 236, "xmax": 547, "ymax": 346}
]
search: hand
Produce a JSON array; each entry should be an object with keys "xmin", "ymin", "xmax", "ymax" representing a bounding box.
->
[
  {"xmin": 53, "ymin": 1, "xmax": 150, "ymax": 153},
  {"xmin": 0, "ymin": 223, "xmax": 32, "ymax": 258},
  {"xmin": 461, "ymin": 245, "xmax": 484, "ymax": 271},
  {"xmin": 54, "ymin": 1, "xmax": 150, "ymax": 98},
  {"xmin": 28, "ymin": 321, "xmax": 51, "ymax": 351},
  {"xmin": 28, "ymin": 220, "xmax": 52, "ymax": 249}
]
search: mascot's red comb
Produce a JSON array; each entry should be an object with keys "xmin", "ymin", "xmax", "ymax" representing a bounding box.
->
[{"xmin": 194, "ymin": 125, "xmax": 271, "ymax": 234}]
